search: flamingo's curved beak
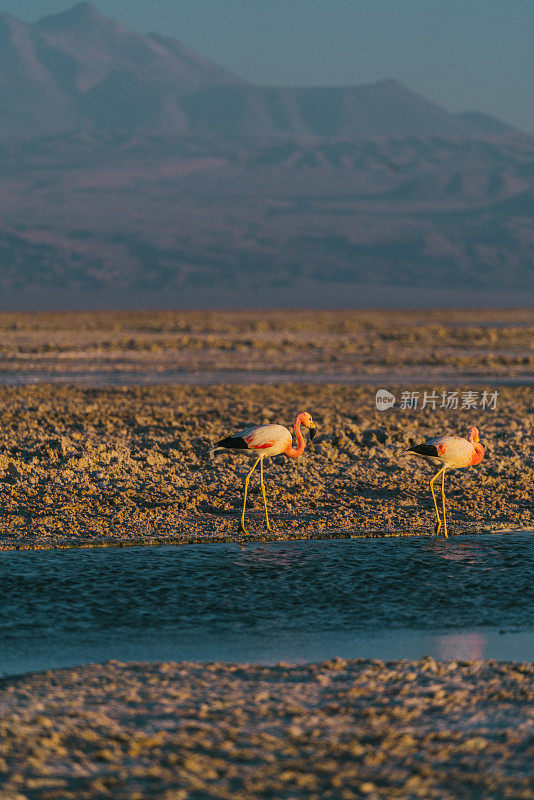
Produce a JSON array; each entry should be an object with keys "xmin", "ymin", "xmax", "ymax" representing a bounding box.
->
[{"xmin": 309, "ymin": 423, "xmax": 317, "ymax": 440}]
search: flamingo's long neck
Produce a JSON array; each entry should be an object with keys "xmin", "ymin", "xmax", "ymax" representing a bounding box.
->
[
  {"xmin": 471, "ymin": 443, "xmax": 485, "ymax": 465},
  {"xmin": 467, "ymin": 428, "xmax": 484, "ymax": 465},
  {"xmin": 285, "ymin": 415, "xmax": 306, "ymax": 459}
]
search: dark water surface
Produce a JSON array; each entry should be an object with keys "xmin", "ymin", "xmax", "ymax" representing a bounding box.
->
[
  {"xmin": 0, "ymin": 370, "xmax": 532, "ymax": 387},
  {"xmin": 1, "ymin": 533, "xmax": 533, "ymax": 676}
]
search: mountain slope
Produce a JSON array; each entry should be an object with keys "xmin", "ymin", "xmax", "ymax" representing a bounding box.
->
[
  {"xmin": 0, "ymin": 3, "xmax": 532, "ymax": 307},
  {"xmin": 179, "ymin": 80, "xmax": 499, "ymax": 140},
  {"xmin": 0, "ymin": 133, "xmax": 533, "ymax": 308},
  {"xmin": 0, "ymin": 2, "xmax": 245, "ymax": 138},
  {"xmin": 0, "ymin": 3, "xmax": 530, "ymax": 141}
]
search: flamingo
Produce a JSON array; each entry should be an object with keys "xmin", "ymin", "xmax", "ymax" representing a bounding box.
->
[
  {"xmin": 210, "ymin": 411, "xmax": 317, "ymax": 533},
  {"xmin": 405, "ymin": 426, "xmax": 485, "ymax": 538}
]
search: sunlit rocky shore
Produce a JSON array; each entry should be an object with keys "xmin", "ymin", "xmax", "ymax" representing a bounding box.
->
[
  {"xmin": 0, "ymin": 381, "xmax": 531, "ymax": 549},
  {"xmin": 1, "ymin": 658, "xmax": 533, "ymax": 800}
]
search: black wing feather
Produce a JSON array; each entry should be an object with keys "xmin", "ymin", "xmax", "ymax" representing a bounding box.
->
[
  {"xmin": 407, "ymin": 443, "xmax": 440, "ymax": 457},
  {"xmin": 216, "ymin": 436, "xmax": 250, "ymax": 450}
]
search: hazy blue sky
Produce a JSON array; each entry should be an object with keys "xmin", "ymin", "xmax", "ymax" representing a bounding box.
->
[{"xmin": 5, "ymin": 1, "xmax": 534, "ymax": 133}]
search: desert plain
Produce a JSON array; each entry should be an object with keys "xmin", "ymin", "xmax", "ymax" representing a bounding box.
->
[
  {"xmin": 1, "ymin": 658, "xmax": 533, "ymax": 800},
  {"xmin": 0, "ymin": 308, "xmax": 532, "ymax": 549},
  {"xmin": 0, "ymin": 308, "xmax": 532, "ymax": 800}
]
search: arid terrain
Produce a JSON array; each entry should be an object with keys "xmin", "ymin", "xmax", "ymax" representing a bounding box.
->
[
  {"xmin": 0, "ymin": 309, "xmax": 531, "ymax": 550},
  {"xmin": 1, "ymin": 4, "xmax": 534, "ymax": 308},
  {"xmin": 3, "ymin": 133, "xmax": 534, "ymax": 310},
  {"xmin": 1, "ymin": 6, "xmax": 533, "ymax": 796},
  {"xmin": 1, "ymin": 658, "xmax": 533, "ymax": 800},
  {"xmin": 0, "ymin": 308, "xmax": 532, "ymax": 800},
  {"xmin": 1, "ymin": 307, "xmax": 532, "ymax": 382}
]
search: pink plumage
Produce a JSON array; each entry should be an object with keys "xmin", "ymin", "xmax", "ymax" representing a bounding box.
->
[
  {"xmin": 241, "ymin": 424, "xmax": 292, "ymax": 457},
  {"xmin": 211, "ymin": 411, "xmax": 317, "ymax": 533},
  {"xmin": 406, "ymin": 425, "xmax": 485, "ymax": 538}
]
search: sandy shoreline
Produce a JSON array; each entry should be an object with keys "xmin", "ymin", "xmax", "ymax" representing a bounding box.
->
[
  {"xmin": 0, "ymin": 383, "xmax": 531, "ymax": 550},
  {"xmin": 0, "ymin": 380, "xmax": 532, "ymax": 550},
  {"xmin": 1, "ymin": 308, "xmax": 533, "ymax": 382},
  {"xmin": 0, "ymin": 308, "xmax": 531, "ymax": 550},
  {"xmin": 0, "ymin": 311, "xmax": 532, "ymax": 799},
  {"xmin": 0, "ymin": 658, "xmax": 533, "ymax": 800}
]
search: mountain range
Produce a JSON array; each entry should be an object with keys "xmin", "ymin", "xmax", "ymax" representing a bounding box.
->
[{"xmin": 0, "ymin": 1, "xmax": 533, "ymax": 308}]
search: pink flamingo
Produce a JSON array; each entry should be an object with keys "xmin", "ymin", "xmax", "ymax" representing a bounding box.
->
[
  {"xmin": 406, "ymin": 426, "xmax": 485, "ymax": 538},
  {"xmin": 211, "ymin": 411, "xmax": 317, "ymax": 533}
]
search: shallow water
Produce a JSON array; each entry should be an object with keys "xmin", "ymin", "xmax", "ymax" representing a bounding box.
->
[
  {"xmin": 1, "ymin": 533, "xmax": 533, "ymax": 676},
  {"xmin": 0, "ymin": 370, "xmax": 532, "ymax": 386}
]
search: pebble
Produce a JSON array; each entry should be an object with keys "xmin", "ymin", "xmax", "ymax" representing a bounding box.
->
[
  {"xmin": 0, "ymin": 658, "xmax": 532, "ymax": 799},
  {"xmin": 0, "ymin": 383, "xmax": 530, "ymax": 550}
]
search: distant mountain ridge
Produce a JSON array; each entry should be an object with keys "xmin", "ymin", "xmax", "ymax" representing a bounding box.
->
[
  {"xmin": 0, "ymin": 2, "xmax": 533, "ymax": 308},
  {"xmin": 179, "ymin": 80, "xmax": 532, "ymax": 141},
  {"xmin": 0, "ymin": 1, "xmax": 244, "ymax": 139},
  {"xmin": 0, "ymin": 2, "xmax": 528, "ymax": 142},
  {"xmin": 0, "ymin": 131, "xmax": 533, "ymax": 308}
]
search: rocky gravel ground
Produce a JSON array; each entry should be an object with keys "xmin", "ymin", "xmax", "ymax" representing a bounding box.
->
[
  {"xmin": 0, "ymin": 383, "xmax": 531, "ymax": 549},
  {"xmin": 0, "ymin": 311, "xmax": 532, "ymax": 800},
  {"xmin": 0, "ymin": 309, "xmax": 532, "ymax": 381},
  {"xmin": 0, "ymin": 658, "xmax": 533, "ymax": 800}
]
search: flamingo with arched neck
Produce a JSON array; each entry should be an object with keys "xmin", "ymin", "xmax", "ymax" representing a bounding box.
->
[
  {"xmin": 405, "ymin": 426, "xmax": 485, "ymax": 538},
  {"xmin": 210, "ymin": 411, "xmax": 317, "ymax": 533}
]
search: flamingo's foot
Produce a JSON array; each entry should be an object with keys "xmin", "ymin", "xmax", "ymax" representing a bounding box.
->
[
  {"xmin": 239, "ymin": 521, "xmax": 247, "ymax": 534},
  {"xmin": 265, "ymin": 522, "xmax": 272, "ymax": 533},
  {"xmin": 434, "ymin": 519, "xmax": 442, "ymax": 536}
]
